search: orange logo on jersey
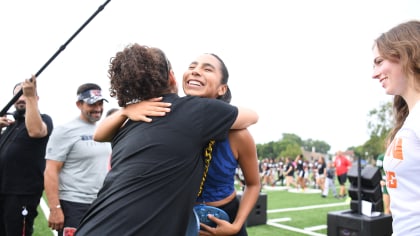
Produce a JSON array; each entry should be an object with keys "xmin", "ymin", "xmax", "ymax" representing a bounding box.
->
[
  {"xmin": 386, "ymin": 138, "xmax": 403, "ymax": 160},
  {"xmin": 386, "ymin": 171, "xmax": 397, "ymax": 189}
]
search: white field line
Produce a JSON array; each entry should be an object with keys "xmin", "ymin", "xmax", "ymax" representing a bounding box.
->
[
  {"xmin": 266, "ymin": 202, "xmax": 348, "ymax": 236},
  {"xmin": 267, "ymin": 221, "xmax": 326, "ymax": 236},
  {"xmin": 304, "ymin": 225, "xmax": 328, "ymax": 231},
  {"xmin": 40, "ymin": 197, "xmax": 58, "ymax": 236},
  {"xmin": 269, "ymin": 217, "xmax": 291, "ymax": 223},
  {"xmin": 267, "ymin": 202, "xmax": 348, "ymax": 213}
]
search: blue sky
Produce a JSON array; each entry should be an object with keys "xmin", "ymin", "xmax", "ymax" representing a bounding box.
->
[{"xmin": 1, "ymin": 0, "xmax": 419, "ymax": 153}]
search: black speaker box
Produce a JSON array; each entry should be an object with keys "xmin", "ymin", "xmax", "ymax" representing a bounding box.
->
[
  {"xmin": 237, "ymin": 192, "xmax": 267, "ymax": 226},
  {"xmin": 350, "ymin": 199, "xmax": 384, "ymax": 213},
  {"xmin": 328, "ymin": 210, "xmax": 392, "ymax": 236},
  {"xmin": 348, "ymin": 165, "xmax": 382, "ymax": 187},
  {"xmin": 348, "ymin": 184, "xmax": 382, "ymax": 202}
]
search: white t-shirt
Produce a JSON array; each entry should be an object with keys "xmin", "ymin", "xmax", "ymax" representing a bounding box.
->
[
  {"xmin": 384, "ymin": 101, "xmax": 420, "ymax": 235},
  {"xmin": 46, "ymin": 117, "xmax": 111, "ymax": 204}
]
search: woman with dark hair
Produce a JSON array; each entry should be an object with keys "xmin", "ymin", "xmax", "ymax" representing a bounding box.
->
[
  {"xmin": 295, "ymin": 154, "xmax": 306, "ymax": 191},
  {"xmin": 75, "ymin": 44, "xmax": 258, "ymax": 235},
  {"xmin": 92, "ymin": 52, "xmax": 260, "ymax": 236},
  {"xmin": 184, "ymin": 53, "xmax": 260, "ymax": 236}
]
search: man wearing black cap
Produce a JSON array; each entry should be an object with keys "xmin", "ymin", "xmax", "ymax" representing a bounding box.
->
[{"xmin": 44, "ymin": 83, "xmax": 111, "ymax": 235}]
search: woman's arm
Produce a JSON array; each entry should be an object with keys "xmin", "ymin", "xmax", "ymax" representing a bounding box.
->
[
  {"xmin": 94, "ymin": 97, "xmax": 171, "ymax": 142},
  {"xmin": 230, "ymin": 129, "xmax": 260, "ymax": 233},
  {"xmin": 93, "ymin": 109, "xmax": 129, "ymax": 142},
  {"xmin": 203, "ymin": 129, "xmax": 260, "ymax": 235},
  {"xmin": 230, "ymin": 106, "xmax": 258, "ymax": 129}
]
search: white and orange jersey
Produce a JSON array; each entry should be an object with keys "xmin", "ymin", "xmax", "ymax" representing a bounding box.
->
[{"xmin": 383, "ymin": 101, "xmax": 420, "ymax": 235}]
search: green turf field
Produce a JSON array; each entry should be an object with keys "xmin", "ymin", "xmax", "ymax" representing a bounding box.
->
[
  {"xmin": 247, "ymin": 186, "xmax": 349, "ymax": 236},
  {"xmin": 34, "ymin": 185, "xmax": 351, "ymax": 236}
]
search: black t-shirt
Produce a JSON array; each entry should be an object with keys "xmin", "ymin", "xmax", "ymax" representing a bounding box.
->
[
  {"xmin": 318, "ymin": 163, "xmax": 326, "ymax": 175},
  {"xmin": 285, "ymin": 163, "xmax": 295, "ymax": 176},
  {"xmin": 0, "ymin": 113, "xmax": 53, "ymax": 195},
  {"xmin": 76, "ymin": 94, "xmax": 238, "ymax": 236}
]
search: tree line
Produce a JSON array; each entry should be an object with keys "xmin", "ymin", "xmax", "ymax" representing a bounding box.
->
[{"xmin": 256, "ymin": 100, "xmax": 393, "ymax": 162}]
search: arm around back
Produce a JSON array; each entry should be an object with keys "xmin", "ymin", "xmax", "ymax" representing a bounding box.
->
[
  {"xmin": 230, "ymin": 106, "xmax": 258, "ymax": 129},
  {"xmin": 230, "ymin": 129, "xmax": 260, "ymax": 233}
]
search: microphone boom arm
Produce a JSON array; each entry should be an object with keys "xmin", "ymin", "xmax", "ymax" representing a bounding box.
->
[{"xmin": 0, "ymin": 0, "xmax": 112, "ymax": 117}]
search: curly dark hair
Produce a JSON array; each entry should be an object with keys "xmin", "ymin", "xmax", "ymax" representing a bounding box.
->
[{"xmin": 108, "ymin": 43, "xmax": 171, "ymax": 107}]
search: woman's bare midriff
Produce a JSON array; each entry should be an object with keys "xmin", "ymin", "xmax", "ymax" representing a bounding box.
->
[{"xmin": 196, "ymin": 191, "xmax": 236, "ymax": 207}]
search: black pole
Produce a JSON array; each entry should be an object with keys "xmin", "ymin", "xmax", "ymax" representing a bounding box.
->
[
  {"xmin": 357, "ymin": 155, "xmax": 362, "ymax": 215},
  {"xmin": 0, "ymin": 0, "xmax": 112, "ymax": 117}
]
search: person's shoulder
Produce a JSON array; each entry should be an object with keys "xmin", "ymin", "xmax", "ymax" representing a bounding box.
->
[
  {"xmin": 40, "ymin": 113, "xmax": 53, "ymax": 122},
  {"xmin": 40, "ymin": 113, "xmax": 52, "ymax": 119}
]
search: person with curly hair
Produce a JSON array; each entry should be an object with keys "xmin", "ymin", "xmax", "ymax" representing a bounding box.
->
[
  {"xmin": 75, "ymin": 43, "xmax": 258, "ymax": 236},
  {"xmin": 88, "ymin": 51, "xmax": 260, "ymax": 236},
  {"xmin": 373, "ymin": 20, "xmax": 420, "ymax": 235}
]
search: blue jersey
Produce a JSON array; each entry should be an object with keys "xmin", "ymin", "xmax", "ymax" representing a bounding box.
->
[{"xmin": 197, "ymin": 139, "xmax": 237, "ymax": 202}]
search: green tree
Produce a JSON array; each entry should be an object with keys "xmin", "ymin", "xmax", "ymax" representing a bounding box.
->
[
  {"xmin": 282, "ymin": 133, "xmax": 303, "ymax": 146},
  {"xmin": 363, "ymin": 100, "xmax": 393, "ymax": 159},
  {"xmin": 280, "ymin": 141, "xmax": 301, "ymax": 158},
  {"xmin": 256, "ymin": 133, "xmax": 332, "ymax": 160},
  {"xmin": 302, "ymin": 139, "xmax": 331, "ymax": 153},
  {"xmin": 256, "ymin": 141, "xmax": 276, "ymax": 159}
]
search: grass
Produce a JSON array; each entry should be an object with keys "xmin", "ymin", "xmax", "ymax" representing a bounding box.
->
[
  {"xmin": 34, "ymin": 185, "xmax": 349, "ymax": 236},
  {"xmin": 246, "ymin": 188, "xmax": 348, "ymax": 236},
  {"xmin": 34, "ymin": 205, "xmax": 53, "ymax": 236}
]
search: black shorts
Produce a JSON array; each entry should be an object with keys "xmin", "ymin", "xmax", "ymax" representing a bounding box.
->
[
  {"xmin": 218, "ymin": 196, "xmax": 248, "ymax": 236},
  {"xmin": 58, "ymin": 199, "xmax": 91, "ymax": 235},
  {"xmin": 337, "ymin": 173, "xmax": 347, "ymax": 185}
]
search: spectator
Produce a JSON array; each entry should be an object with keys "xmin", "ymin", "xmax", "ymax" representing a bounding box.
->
[
  {"xmin": 44, "ymin": 83, "xmax": 111, "ymax": 235},
  {"xmin": 333, "ymin": 151, "xmax": 351, "ymax": 198},
  {"xmin": 284, "ymin": 157, "xmax": 297, "ymax": 190},
  {"xmin": 316, "ymin": 156, "xmax": 327, "ymax": 192},
  {"xmin": 295, "ymin": 154, "xmax": 306, "ymax": 191},
  {"xmin": 321, "ymin": 161, "xmax": 338, "ymax": 198}
]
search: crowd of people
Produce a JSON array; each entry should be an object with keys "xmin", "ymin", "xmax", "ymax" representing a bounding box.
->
[{"xmin": 256, "ymin": 152, "xmax": 350, "ymax": 199}]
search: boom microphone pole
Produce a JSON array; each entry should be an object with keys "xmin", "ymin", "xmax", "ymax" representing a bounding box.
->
[{"xmin": 0, "ymin": 0, "xmax": 112, "ymax": 117}]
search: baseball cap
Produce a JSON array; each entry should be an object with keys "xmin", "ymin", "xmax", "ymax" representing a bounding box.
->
[{"xmin": 77, "ymin": 89, "xmax": 108, "ymax": 104}]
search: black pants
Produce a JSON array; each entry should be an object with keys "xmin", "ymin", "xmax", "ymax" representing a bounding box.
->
[
  {"xmin": 58, "ymin": 199, "xmax": 91, "ymax": 236},
  {"xmin": 218, "ymin": 196, "xmax": 248, "ymax": 236},
  {"xmin": 0, "ymin": 193, "xmax": 41, "ymax": 236}
]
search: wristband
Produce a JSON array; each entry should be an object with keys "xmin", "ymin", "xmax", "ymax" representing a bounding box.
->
[{"xmin": 50, "ymin": 205, "xmax": 61, "ymax": 210}]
